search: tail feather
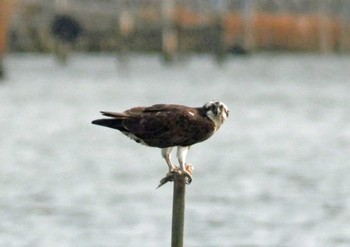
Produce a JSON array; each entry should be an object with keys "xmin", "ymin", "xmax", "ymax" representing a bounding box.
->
[
  {"xmin": 100, "ymin": 111, "xmax": 128, "ymax": 118},
  {"xmin": 91, "ymin": 118, "xmax": 125, "ymax": 131}
]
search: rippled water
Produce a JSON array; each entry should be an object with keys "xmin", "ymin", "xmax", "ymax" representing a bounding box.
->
[{"xmin": 1, "ymin": 53, "xmax": 349, "ymax": 247}]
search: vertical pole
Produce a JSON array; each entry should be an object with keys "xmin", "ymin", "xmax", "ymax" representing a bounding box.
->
[
  {"xmin": 214, "ymin": 0, "xmax": 227, "ymax": 62},
  {"xmin": 0, "ymin": 0, "xmax": 13, "ymax": 79},
  {"xmin": 118, "ymin": 0, "xmax": 134, "ymax": 59},
  {"xmin": 0, "ymin": 58, "xmax": 4, "ymax": 79},
  {"xmin": 171, "ymin": 174, "xmax": 186, "ymax": 247},
  {"xmin": 242, "ymin": 0, "xmax": 254, "ymax": 51},
  {"xmin": 53, "ymin": 0, "xmax": 70, "ymax": 64},
  {"xmin": 318, "ymin": 0, "xmax": 332, "ymax": 53},
  {"xmin": 338, "ymin": 0, "xmax": 349, "ymax": 52},
  {"xmin": 162, "ymin": 0, "xmax": 177, "ymax": 62}
]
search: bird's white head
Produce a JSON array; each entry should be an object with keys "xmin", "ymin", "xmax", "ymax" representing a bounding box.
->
[{"xmin": 203, "ymin": 101, "xmax": 229, "ymax": 130}]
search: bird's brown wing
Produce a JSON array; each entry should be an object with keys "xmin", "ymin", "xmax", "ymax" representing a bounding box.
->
[
  {"xmin": 93, "ymin": 104, "xmax": 215, "ymax": 148},
  {"xmin": 122, "ymin": 106, "xmax": 215, "ymax": 148}
]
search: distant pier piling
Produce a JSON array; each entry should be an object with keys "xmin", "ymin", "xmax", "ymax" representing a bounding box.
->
[
  {"xmin": 214, "ymin": 17, "xmax": 226, "ymax": 62},
  {"xmin": 51, "ymin": 14, "xmax": 82, "ymax": 64},
  {"xmin": 214, "ymin": 0, "xmax": 228, "ymax": 62},
  {"xmin": 242, "ymin": 0, "xmax": 255, "ymax": 51},
  {"xmin": 318, "ymin": 1, "xmax": 332, "ymax": 53},
  {"xmin": 51, "ymin": 1, "xmax": 82, "ymax": 64},
  {"xmin": 0, "ymin": 56, "xmax": 4, "ymax": 79},
  {"xmin": 161, "ymin": 0, "xmax": 177, "ymax": 62},
  {"xmin": 118, "ymin": 8, "xmax": 134, "ymax": 63},
  {"xmin": 0, "ymin": 0, "xmax": 13, "ymax": 79}
]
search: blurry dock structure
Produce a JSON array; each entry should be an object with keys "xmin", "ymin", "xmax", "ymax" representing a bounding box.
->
[{"xmin": 7, "ymin": 0, "xmax": 350, "ymax": 58}]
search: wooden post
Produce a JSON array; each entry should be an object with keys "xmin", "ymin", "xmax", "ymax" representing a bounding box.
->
[
  {"xmin": 158, "ymin": 165, "xmax": 193, "ymax": 247},
  {"xmin": 171, "ymin": 173, "xmax": 186, "ymax": 247}
]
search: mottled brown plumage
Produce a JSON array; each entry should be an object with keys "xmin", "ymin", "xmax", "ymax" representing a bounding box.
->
[{"xmin": 92, "ymin": 104, "xmax": 215, "ymax": 148}]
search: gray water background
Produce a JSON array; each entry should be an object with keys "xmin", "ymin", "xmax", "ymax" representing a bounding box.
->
[{"xmin": 0, "ymin": 53, "xmax": 349, "ymax": 247}]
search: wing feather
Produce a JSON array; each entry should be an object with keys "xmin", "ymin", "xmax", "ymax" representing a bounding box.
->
[
  {"xmin": 122, "ymin": 107, "xmax": 215, "ymax": 147},
  {"xmin": 93, "ymin": 104, "xmax": 215, "ymax": 148},
  {"xmin": 100, "ymin": 111, "xmax": 128, "ymax": 118}
]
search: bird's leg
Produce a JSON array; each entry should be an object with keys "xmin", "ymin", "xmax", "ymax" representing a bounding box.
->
[
  {"xmin": 161, "ymin": 147, "xmax": 176, "ymax": 172},
  {"xmin": 157, "ymin": 146, "xmax": 194, "ymax": 188},
  {"xmin": 177, "ymin": 146, "xmax": 193, "ymax": 184},
  {"xmin": 157, "ymin": 147, "xmax": 177, "ymax": 187}
]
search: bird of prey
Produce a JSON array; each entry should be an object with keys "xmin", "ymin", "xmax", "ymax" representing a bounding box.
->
[{"xmin": 92, "ymin": 101, "xmax": 229, "ymax": 183}]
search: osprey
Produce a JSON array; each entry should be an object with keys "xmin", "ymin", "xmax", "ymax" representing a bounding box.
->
[{"xmin": 92, "ymin": 101, "xmax": 229, "ymax": 182}]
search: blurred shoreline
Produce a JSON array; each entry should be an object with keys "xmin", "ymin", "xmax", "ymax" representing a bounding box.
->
[{"xmin": 7, "ymin": 1, "xmax": 350, "ymax": 54}]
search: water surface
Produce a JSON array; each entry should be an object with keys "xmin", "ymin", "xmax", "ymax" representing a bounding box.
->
[{"xmin": 1, "ymin": 53, "xmax": 349, "ymax": 247}]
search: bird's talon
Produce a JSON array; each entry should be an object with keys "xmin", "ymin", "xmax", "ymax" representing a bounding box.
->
[
  {"xmin": 183, "ymin": 163, "xmax": 193, "ymax": 184},
  {"xmin": 166, "ymin": 170, "xmax": 177, "ymax": 179},
  {"xmin": 157, "ymin": 165, "xmax": 193, "ymax": 188},
  {"xmin": 185, "ymin": 175, "xmax": 192, "ymax": 184},
  {"xmin": 182, "ymin": 171, "xmax": 192, "ymax": 184}
]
